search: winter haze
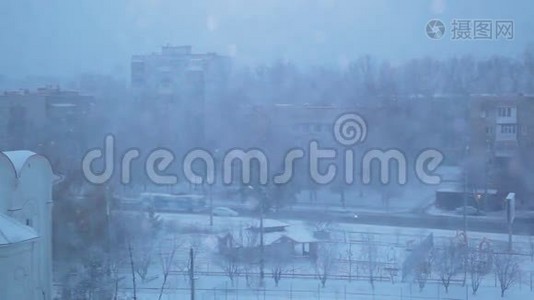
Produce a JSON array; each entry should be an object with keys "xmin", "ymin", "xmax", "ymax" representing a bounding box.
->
[{"xmin": 0, "ymin": 1, "xmax": 534, "ymax": 300}]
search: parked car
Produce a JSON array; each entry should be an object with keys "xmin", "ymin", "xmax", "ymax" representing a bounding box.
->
[{"xmin": 212, "ymin": 207, "xmax": 239, "ymax": 217}]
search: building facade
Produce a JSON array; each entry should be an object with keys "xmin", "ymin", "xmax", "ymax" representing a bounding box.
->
[
  {"xmin": 468, "ymin": 95, "xmax": 534, "ymax": 206},
  {"xmin": 0, "ymin": 87, "xmax": 94, "ymax": 172},
  {"xmin": 131, "ymin": 45, "xmax": 230, "ymax": 147},
  {"xmin": 0, "ymin": 150, "xmax": 55, "ymax": 299}
]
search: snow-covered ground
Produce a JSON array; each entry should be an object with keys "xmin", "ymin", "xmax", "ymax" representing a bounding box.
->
[{"xmin": 96, "ymin": 211, "xmax": 534, "ymax": 300}]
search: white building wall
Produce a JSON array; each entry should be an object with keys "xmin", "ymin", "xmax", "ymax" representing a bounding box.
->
[
  {"xmin": 0, "ymin": 151, "xmax": 54, "ymax": 300},
  {"xmin": 0, "ymin": 241, "xmax": 36, "ymax": 300}
]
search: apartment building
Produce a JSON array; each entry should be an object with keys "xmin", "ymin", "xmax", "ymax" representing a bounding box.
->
[
  {"xmin": 0, "ymin": 87, "xmax": 94, "ymax": 171},
  {"xmin": 468, "ymin": 94, "xmax": 534, "ymax": 206},
  {"xmin": 131, "ymin": 46, "xmax": 230, "ymax": 147}
]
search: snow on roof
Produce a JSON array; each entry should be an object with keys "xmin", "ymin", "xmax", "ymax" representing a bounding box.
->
[
  {"xmin": 2, "ymin": 150, "xmax": 57, "ymax": 181},
  {"xmin": 2, "ymin": 150, "xmax": 38, "ymax": 177},
  {"xmin": 263, "ymin": 232, "xmax": 284, "ymax": 245},
  {"xmin": 282, "ymin": 226, "xmax": 319, "ymax": 243},
  {"xmin": 221, "ymin": 222, "xmax": 318, "ymax": 247},
  {"xmin": 0, "ymin": 214, "xmax": 38, "ymax": 246},
  {"xmin": 250, "ymin": 219, "xmax": 289, "ymax": 229},
  {"xmin": 436, "ymin": 178, "xmax": 463, "ymax": 192},
  {"xmin": 49, "ymin": 103, "xmax": 76, "ymax": 108},
  {"xmin": 435, "ymin": 166, "xmax": 463, "ymax": 182}
]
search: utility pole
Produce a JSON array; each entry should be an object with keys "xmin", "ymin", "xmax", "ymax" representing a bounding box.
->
[
  {"xmin": 190, "ymin": 247, "xmax": 195, "ymax": 300},
  {"xmin": 128, "ymin": 242, "xmax": 137, "ymax": 300},
  {"xmin": 209, "ymin": 185, "xmax": 213, "ymax": 226},
  {"xmin": 463, "ymin": 145, "xmax": 469, "ymax": 237},
  {"xmin": 259, "ymin": 188, "xmax": 265, "ymax": 286},
  {"xmin": 508, "ymin": 222, "xmax": 513, "ymax": 251},
  {"xmin": 248, "ymin": 185, "xmax": 266, "ymax": 285},
  {"xmin": 506, "ymin": 193, "xmax": 516, "ymax": 251},
  {"xmin": 483, "ymin": 139, "xmax": 491, "ymax": 212},
  {"xmin": 463, "ymin": 145, "xmax": 470, "ymax": 285},
  {"xmin": 210, "ymin": 148, "xmax": 220, "ymax": 227}
]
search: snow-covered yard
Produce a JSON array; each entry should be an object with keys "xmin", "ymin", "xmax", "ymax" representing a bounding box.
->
[{"xmin": 70, "ymin": 211, "xmax": 534, "ymax": 300}]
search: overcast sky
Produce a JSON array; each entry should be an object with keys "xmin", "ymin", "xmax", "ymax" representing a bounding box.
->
[{"xmin": 0, "ymin": 0, "xmax": 532, "ymax": 78}]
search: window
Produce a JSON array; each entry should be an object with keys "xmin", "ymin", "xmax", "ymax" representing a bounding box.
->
[
  {"xmin": 497, "ymin": 106, "xmax": 513, "ymax": 117},
  {"xmin": 500, "ymin": 124, "xmax": 517, "ymax": 134}
]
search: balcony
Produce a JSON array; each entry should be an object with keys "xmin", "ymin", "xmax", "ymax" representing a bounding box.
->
[
  {"xmin": 494, "ymin": 140, "xmax": 519, "ymax": 157},
  {"xmin": 495, "ymin": 124, "xmax": 518, "ymax": 142},
  {"xmin": 496, "ymin": 106, "xmax": 517, "ymax": 124}
]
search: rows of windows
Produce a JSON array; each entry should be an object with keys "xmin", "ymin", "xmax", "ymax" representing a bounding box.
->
[
  {"xmin": 497, "ymin": 106, "xmax": 514, "ymax": 117},
  {"xmin": 486, "ymin": 124, "xmax": 528, "ymax": 135},
  {"xmin": 500, "ymin": 124, "xmax": 517, "ymax": 134}
]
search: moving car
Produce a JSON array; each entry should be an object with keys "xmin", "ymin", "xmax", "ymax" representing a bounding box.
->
[
  {"xmin": 141, "ymin": 193, "xmax": 206, "ymax": 212},
  {"xmin": 212, "ymin": 207, "xmax": 239, "ymax": 217},
  {"xmin": 327, "ymin": 208, "xmax": 359, "ymax": 219}
]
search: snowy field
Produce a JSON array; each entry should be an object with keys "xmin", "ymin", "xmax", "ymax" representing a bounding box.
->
[{"xmin": 77, "ymin": 211, "xmax": 534, "ymax": 300}]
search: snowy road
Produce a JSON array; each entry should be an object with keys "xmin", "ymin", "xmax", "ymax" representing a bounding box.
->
[{"xmin": 116, "ymin": 204, "xmax": 534, "ymax": 236}]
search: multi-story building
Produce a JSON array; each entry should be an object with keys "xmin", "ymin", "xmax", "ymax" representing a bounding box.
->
[
  {"xmin": 468, "ymin": 94, "xmax": 534, "ymax": 206},
  {"xmin": 131, "ymin": 45, "xmax": 230, "ymax": 147},
  {"xmin": 0, "ymin": 87, "xmax": 94, "ymax": 171}
]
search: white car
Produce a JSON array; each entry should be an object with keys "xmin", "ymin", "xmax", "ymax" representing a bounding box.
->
[
  {"xmin": 327, "ymin": 208, "xmax": 358, "ymax": 219},
  {"xmin": 212, "ymin": 207, "xmax": 239, "ymax": 217}
]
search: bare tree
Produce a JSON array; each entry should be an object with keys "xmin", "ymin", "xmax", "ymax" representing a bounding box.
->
[
  {"xmin": 219, "ymin": 254, "xmax": 242, "ymax": 286},
  {"xmin": 361, "ymin": 233, "xmax": 379, "ymax": 290},
  {"xmin": 314, "ymin": 243, "xmax": 337, "ymax": 288},
  {"xmin": 312, "ymin": 220, "xmax": 333, "ymax": 240},
  {"xmin": 177, "ymin": 237, "xmax": 200, "ymax": 287},
  {"xmin": 242, "ymin": 263, "xmax": 256, "ymax": 288},
  {"xmin": 107, "ymin": 251, "xmax": 125, "ymax": 300},
  {"xmin": 271, "ymin": 261, "xmax": 291, "ymax": 287},
  {"xmin": 127, "ymin": 241, "xmax": 137, "ymax": 300},
  {"xmin": 385, "ymin": 246, "xmax": 399, "ymax": 284},
  {"xmin": 346, "ymin": 243, "xmax": 354, "ymax": 282},
  {"xmin": 135, "ymin": 244, "xmax": 153, "ymax": 282},
  {"xmin": 435, "ymin": 238, "xmax": 465, "ymax": 293},
  {"xmin": 468, "ymin": 239, "xmax": 493, "ymax": 295},
  {"xmin": 62, "ymin": 248, "xmax": 116, "ymax": 300},
  {"xmin": 413, "ymin": 249, "xmax": 433, "ymax": 291},
  {"xmin": 157, "ymin": 239, "xmax": 179, "ymax": 300},
  {"xmin": 494, "ymin": 252, "xmax": 520, "ymax": 297}
]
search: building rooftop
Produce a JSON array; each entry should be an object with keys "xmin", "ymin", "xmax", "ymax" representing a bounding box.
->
[
  {"xmin": 0, "ymin": 214, "xmax": 38, "ymax": 246},
  {"xmin": 2, "ymin": 150, "xmax": 37, "ymax": 177},
  {"xmin": 249, "ymin": 219, "xmax": 289, "ymax": 229}
]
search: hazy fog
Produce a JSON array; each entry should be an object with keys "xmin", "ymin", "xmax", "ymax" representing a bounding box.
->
[{"xmin": 1, "ymin": 0, "xmax": 533, "ymax": 78}]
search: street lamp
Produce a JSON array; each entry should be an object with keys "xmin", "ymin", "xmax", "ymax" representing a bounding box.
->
[
  {"xmin": 462, "ymin": 144, "xmax": 470, "ymax": 286},
  {"xmin": 483, "ymin": 138, "xmax": 491, "ymax": 212},
  {"xmin": 209, "ymin": 149, "xmax": 220, "ymax": 227},
  {"xmin": 463, "ymin": 145, "xmax": 470, "ymax": 237}
]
